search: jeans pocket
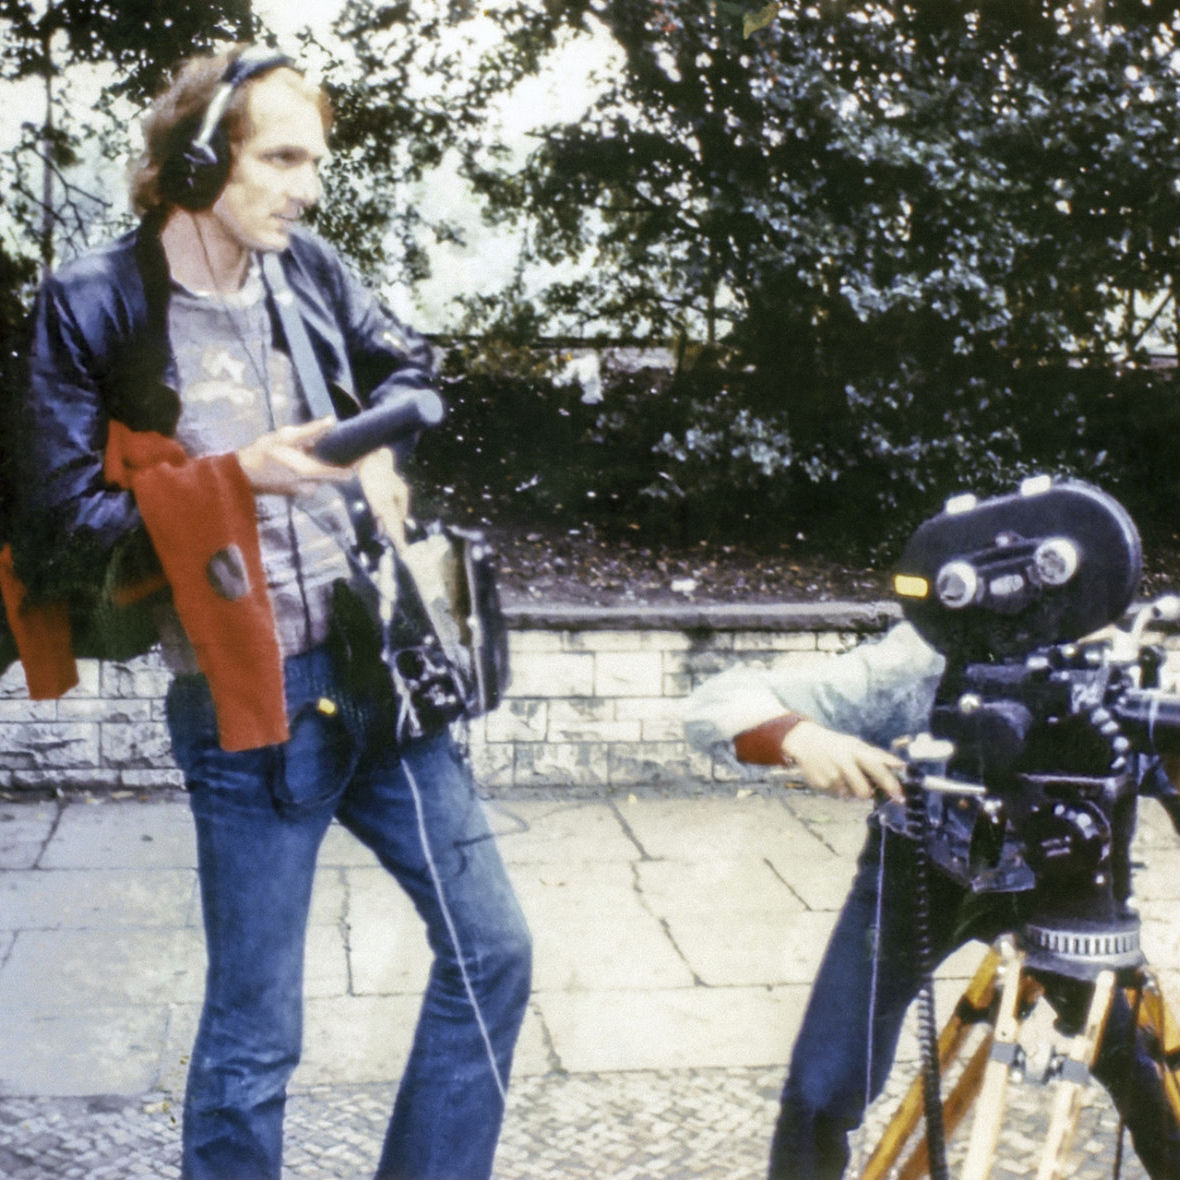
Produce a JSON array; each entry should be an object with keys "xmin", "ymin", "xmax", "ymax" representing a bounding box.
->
[{"xmin": 273, "ymin": 697, "xmax": 358, "ymax": 812}]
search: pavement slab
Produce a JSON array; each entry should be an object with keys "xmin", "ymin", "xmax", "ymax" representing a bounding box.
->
[{"xmin": 0, "ymin": 802, "xmax": 59, "ymax": 870}]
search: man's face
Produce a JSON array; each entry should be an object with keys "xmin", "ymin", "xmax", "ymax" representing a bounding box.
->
[{"xmin": 209, "ymin": 71, "xmax": 328, "ymax": 253}]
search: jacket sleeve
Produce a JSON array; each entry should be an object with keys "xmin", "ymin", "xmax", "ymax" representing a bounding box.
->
[
  {"xmin": 339, "ymin": 266, "xmax": 437, "ymax": 409},
  {"xmin": 682, "ymin": 622, "xmax": 946, "ymax": 765},
  {"xmin": 12, "ymin": 272, "xmax": 144, "ymax": 598},
  {"xmin": 298, "ymin": 234, "xmax": 436, "ymax": 411}
]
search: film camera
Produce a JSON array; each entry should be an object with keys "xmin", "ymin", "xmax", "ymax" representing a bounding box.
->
[{"xmin": 893, "ymin": 475, "xmax": 1180, "ymax": 982}]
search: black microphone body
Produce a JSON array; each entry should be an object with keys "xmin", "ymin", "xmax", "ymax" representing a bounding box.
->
[{"xmin": 313, "ymin": 389, "xmax": 444, "ymax": 465}]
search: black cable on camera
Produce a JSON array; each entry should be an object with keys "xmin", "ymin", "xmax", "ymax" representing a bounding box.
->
[{"xmin": 907, "ymin": 783, "xmax": 951, "ymax": 1180}]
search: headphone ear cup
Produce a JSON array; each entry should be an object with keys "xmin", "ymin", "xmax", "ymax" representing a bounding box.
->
[{"xmin": 168, "ymin": 133, "xmax": 231, "ymax": 212}]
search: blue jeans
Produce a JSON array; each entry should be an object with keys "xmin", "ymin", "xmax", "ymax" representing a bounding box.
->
[
  {"xmin": 166, "ymin": 645, "xmax": 532, "ymax": 1180},
  {"xmin": 769, "ymin": 821, "xmax": 1180, "ymax": 1179}
]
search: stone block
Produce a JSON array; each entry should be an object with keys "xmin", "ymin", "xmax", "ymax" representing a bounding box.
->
[
  {"xmin": 57, "ymin": 698, "xmax": 154, "ymax": 723},
  {"xmin": 567, "ymin": 629, "xmax": 692, "ymax": 653},
  {"xmin": 710, "ymin": 756, "xmax": 747, "ymax": 782},
  {"xmin": 550, "ymin": 695, "xmax": 614, "ymax": 724},
  {"xmin": 0, "ymin": 662, "xmax": 28, "ymax": 697},
  {"xmin": 100, "ymin": 658, "xmax": 171, "ymax": 700},
  {"xmin": 297, "ymin": 994, "xmax": 422, "ymax": 1085},
  {"xmin": 72, "ymin": 661, "xmax": 102, "ymax": 697},
  {"xmin": 817, "ymin": 631, "xmax": 858, "ymax": 652},
  {"xmin": 120, "ymin": 768, "xmax": 185, "ymax": 790},
  {"xmin": 101, "ymin": 722, "xmax": 174, "ymax": 769},
  {"xmin": 614, "ymin": 697, "xmax": 685, "ymax": 741},
  {"xmin": 594, "ymin": 651, "xmax": 663, "ymax": 697},
  {"xmin": 483, "ymin": 699, "xmax": 548, "ymax": 743},
  {"xmin": 514, "ymin": 742, "xmax": 608, "ymax": 787},
  {"xmin": 465, "ymin": 741, "xmax": 515, "ymax": 790},
  {"xmin": 635, "ymin": 857, "xmax": 803, "ymax": 917},
  {"xmin": 7, "ymin": 768, "xmax": 121, "ymax": 792},
  {"xmin": 733, "ymin": 632, "xmax": 820, "ymax": 652},
  {"xmin": 519, "ymin": 873, "xmax": 693, "ymax": 991},
  {"xmin": 303, "ymin": 923, "xmax": 349, "ymax": 998},
  {"xmin": 507, "ymin": 631, "xmax": 566, "ymax": 655},
  {"xmin": 0, "ymin": 701, "xmax": 56, "ymax": 722},
  {"xmin": 676, "ymin": 650, "xmax": 748, "ymax": 679},
  {"xmin": 0, "ymin": 723, "xmax": 99, "ymax": 771},
  {"xmin": 548, "ymin": 715, "xmax": 641, "ymax": 743},
  {"xmin": 506, "ymin": 652, "xmax": 594, "ymax": 698},
  {"xmin": 619, "ymin": 795, "xmax": 815, "ymax": 862},
  {"xmin": 607, "ymin": 742, "xmax": 710, "ymax": 786},
  {"xmin": 682, "ymin": 631, "xmax": 736, "ymax": 652}
]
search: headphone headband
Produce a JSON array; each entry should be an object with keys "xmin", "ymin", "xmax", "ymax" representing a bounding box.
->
[
  {"xmin": 190, "ymin": 46, "xmax": 295, "ymax": 154},
  {"xmin": 165, "ymin": 45, "xmax": 295, "ymax": 211}
]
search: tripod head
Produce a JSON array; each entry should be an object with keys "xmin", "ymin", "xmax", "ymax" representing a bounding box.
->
[{"xmin": 893, "ymin": 477, "xmax": 1180, "ymax": 979}]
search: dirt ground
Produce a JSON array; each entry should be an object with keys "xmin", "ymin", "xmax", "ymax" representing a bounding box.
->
[{"xmin": 488, "ymin": 519, "xmax": 1180, "ymax": 610}]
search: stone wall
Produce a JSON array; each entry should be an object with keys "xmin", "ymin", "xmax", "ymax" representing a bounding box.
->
[{"xmin": 0, "ymin": 600, "xmax": 890, "ymax": 794}]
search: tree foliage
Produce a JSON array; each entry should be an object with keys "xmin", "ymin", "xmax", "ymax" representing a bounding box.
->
[
  {"xmin": 0, "ymin": 1, "xmax": 257, "ymax": 537},
  {"xmin": 303, "ymin": 0, "xmax": 589, "ymax": 284},
  {"xmin": 0, "ymin": 0, "xmax": 257, "ymax": 268},
  {"xmin": 447, "ymin": 0, "xmax": 1180, "ymax": 549}
]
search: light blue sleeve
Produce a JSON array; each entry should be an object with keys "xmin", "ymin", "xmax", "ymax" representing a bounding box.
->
[{"xmin": 682, "ymin": 622, "xmax": 945, "ymax": 761}]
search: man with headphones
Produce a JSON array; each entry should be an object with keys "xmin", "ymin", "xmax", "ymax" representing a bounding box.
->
[{"xmin": 8, "ymin": 46, "xmax": 531, "ymax": 1180}]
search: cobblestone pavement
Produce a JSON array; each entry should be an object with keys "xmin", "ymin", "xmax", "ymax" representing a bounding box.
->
[{"xmin": 0, "ymin": 1065, "xmax": 1149, "ymax": 1179}]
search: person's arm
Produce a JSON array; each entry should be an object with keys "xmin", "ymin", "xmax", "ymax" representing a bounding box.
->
[
  {"xmin": 13, "ymin": 274, "xmax": 144, "ymax": 598},
  {"xmin": 295, "ymin": 231, "xmax": 437, "ymax": 413},
  {"xmin": 684, "ymin": 623, "xmax": 944, "ymax": 799},
  {"xmin": 739, "ymin": 714, "xmax": 906, "ymax": 801},
  {"xmin": 292, "ymin": 236, "xmax": 426, "ymax": 543}
]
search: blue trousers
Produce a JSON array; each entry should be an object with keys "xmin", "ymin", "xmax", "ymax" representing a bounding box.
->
[
  {"xmin": 166, "ymin": 645, "xmax": 532, "ymax": 1180},
  {"xmin": 769, "ymin": 821, "xmax": 1180, "ymax": 1179}
]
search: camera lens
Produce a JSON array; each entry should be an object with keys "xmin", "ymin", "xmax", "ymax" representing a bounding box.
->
[{"xmin": 935, "ymin": 560, "xmax": 979, "ymax": 609}]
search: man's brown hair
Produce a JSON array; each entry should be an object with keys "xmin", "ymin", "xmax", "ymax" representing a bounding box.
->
[{"xmin": 129, "ymin": 46, "xmax": 332, "ymax": 217}]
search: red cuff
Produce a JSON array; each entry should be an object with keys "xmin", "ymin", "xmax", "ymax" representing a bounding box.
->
[{"xmin": 734, "ymin": 713, "xmax": 806, "ymax": 766}]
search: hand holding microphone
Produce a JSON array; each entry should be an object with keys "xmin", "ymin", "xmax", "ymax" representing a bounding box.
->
[
  {"xmin": 237, "ymin": 389, "xmax": 444, "ymax": 497},
  {"xmin": 313, "ymin": 389, "xmax": 444, "ymax": 465}
]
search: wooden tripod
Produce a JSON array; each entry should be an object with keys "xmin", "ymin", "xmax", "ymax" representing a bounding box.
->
[{"xmin": 860, "ymin": 939, "xmax": 1180, "ymax": 1179}]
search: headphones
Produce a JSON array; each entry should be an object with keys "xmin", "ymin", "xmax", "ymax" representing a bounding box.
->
[{"xmin": 163, "ymin": 45, "xmax": 294, "ymax": 212}]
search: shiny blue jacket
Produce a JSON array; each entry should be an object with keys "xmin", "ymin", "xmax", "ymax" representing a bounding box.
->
[{"xmin": 11, "ymin": 216, "xmax": 436, "ymax": 600}]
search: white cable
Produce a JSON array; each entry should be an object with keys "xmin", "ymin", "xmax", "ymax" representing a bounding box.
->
[
  {"xmin": 856, "ymin": 823, "xmax": 888, "ymax": 1174},
  {"xmin": 403, "ymin": 758, "xmax": 508, "ymax": 1103}
]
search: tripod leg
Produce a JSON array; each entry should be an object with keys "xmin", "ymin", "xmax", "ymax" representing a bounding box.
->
[
  {"xmin": 897, "ymin": 1035, "xmax": 992, "ymax": 1180},
  {"xmin": 860, "ymin": 946, "xmax": 1004, "ymax": 1180},
  {"xmin": 961, "ymin": 946, "xmax": 1026, "ymax": 1180},
  {"xmin": 1133, "ymin": 969, "xmax": 1180, "ymax": 1126},
  {"xmin": 1034, "ymin": 969, "xmax": 1116, "ymax": 1180},
  {"xmin": 897, "ymin": 970, "xmax": 1045, "ymax": 1180}
]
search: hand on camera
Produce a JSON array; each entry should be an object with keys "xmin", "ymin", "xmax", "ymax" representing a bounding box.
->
[
  {"xmin": 237, "ymin": 418, "xmax": 355, "ymax": 496},
  {"xmin": 781, "ymin": 720, "xmax": 906, "ymax": 802}
]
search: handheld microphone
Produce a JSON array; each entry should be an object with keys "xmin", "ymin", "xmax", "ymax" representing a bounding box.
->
[{"xmin": 313, "ymin": 389, "xmax": 444, "ymax": 466}]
